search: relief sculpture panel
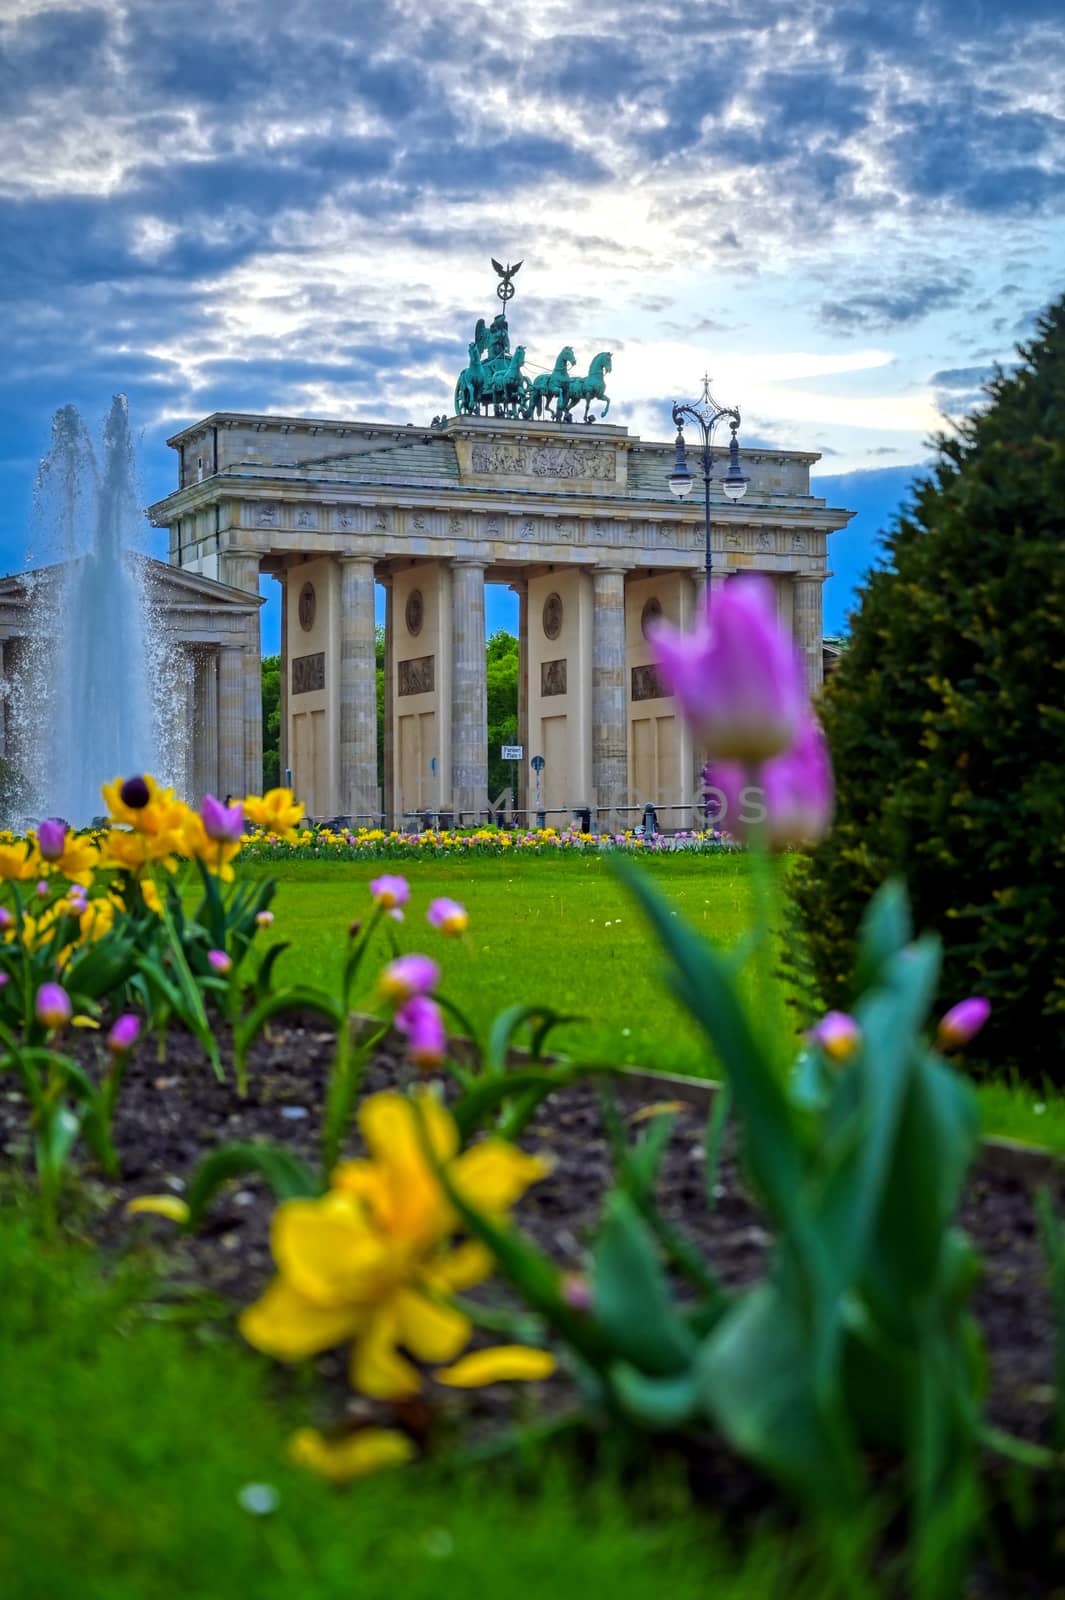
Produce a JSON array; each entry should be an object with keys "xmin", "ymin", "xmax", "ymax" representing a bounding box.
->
[
  {"xmin": 470, "ymin": 443, "xmax": 614, "ymax": 480},
  {"xmin": 398, "ymin": 655, "xmax": 435, "ymax": 697}
]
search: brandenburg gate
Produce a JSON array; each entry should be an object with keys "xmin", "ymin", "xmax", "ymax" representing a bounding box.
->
[{"xmin": 149, "ymin": 268, "xmax": 852, "ymax": 828}]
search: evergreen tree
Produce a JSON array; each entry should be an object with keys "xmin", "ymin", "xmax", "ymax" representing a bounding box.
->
[{"xmin": 796, "ymin": 298, "xmax": 1065, "ymax": 1080}]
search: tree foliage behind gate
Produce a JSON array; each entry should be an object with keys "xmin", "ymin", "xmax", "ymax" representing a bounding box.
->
[{"xmin": 796, "ymin": 298, "xmax": 1065, "ymax": 1081}]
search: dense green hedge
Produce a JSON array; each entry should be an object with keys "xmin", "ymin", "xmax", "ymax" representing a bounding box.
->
[{"xmin": 797, "ymin": 298, "xmax": 1065, "ymax": 1081}]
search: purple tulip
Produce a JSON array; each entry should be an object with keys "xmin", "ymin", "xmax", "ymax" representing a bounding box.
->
[
  {"xmin": 426, "ymin": 897, "xmax": 468, "ymax": 936},
  {"xmin": 394, "ymin": 994, "xmax": 446, "ymax": 1069},
  {"xmin": 708, "ymin": 713, "xmax": 834, "ymax": 848},
  {"xmin": 108, "ymin": 1014, "xmax": 141, "ymax": 1054},
  {"xmin": 937, "ymin": 997, "xmax": 990, "ymax": 1050},
  {"xmin": 808, "ymin": 1010, "xmax": 861, "ymax": 1064},
  {"xmin": 0, "ymin": 972, "xmax": 9, "ymax": 989},
  {"xmin": 0, "ymin": 908, "xmax": 10, "ymax": 930},
  {"xmin": 207, "ymin": 949, "xmax": 232, "ymax": 976},
  {"xmin": 37, "ymin": 819, "xmax": 67, "ymax": 861},
  {"xmin": 369, "ymin": 874, "xmax": 410, "ymax": 910},
  {"xmin": 378, "ymin": 953, "xmax": 440, "ymax": 1004},
  {"xmin": 201, "ymin": 794, "xmax": 244, "ymax": 843},
  {"xmin": 36, "ymin": 982, "xmax": 72, "ymax": 1031},
  {"xmin": 651, "ymin": 576, "xmax": 807, "ymax": 762}
]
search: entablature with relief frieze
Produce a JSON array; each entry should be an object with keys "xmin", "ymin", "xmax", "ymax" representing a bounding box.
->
[{"xmin": 212, "ymin": 499, "xmax": 826, "ymax": 557}]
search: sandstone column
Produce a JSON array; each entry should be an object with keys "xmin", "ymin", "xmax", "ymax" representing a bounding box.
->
[
  {"xmin": 218, "ymin": 550, "xmax": 262, "ymax": 794},
  {"xmin": 217, "ymin": 647, "xmax": 245, "ymax": 802},
  {"xmin": 793, "ymin": 575, "xmax": 824, "ymax": 698},
  {"xmin": 592, "ymin": 567, "xmax": 628, "ymax": 827},
  {"xmin": 0, "ymin": 640, "xmax": 7, "ymax": 759},
  {"xmin": 338, "ymin": 555, "xmax": 378, "ymax": 822},
  {"xmin": 510, "ymin": 577, "xmax": 528, "ymax": 820},
  {"xmin": 381, "ymin": 576, "xmax": 395, "ymax": 828},
  {"xmin": 450, "ymin": 560, "xmax": 488, "ymax": 822},
  {"xmin": 193, "ymin": 649, "xmax": 219, "ymax": 800},
  {"xmin": 278, "ymin": 572, "xmax": 289, "ymax": 784}
]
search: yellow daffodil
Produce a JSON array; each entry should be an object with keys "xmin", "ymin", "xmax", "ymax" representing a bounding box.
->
[
  {"xmin": 243, "ymin": 787, "xmax": 305, "ymax": 841},
  {"xmin": 240, "ymin": 1090, "xmax": 550, "ymax": 1399},
  {"xmin": 435, "ymin": 1345, "xmax": 556, "ymax": 1387},
  {"xmin": 288, "ymin": 1426, "xmax": 414, "ymax": 1483},
  {"xmin": 0, "ymin": 840, "xmax": 41, "ymax": 882}
]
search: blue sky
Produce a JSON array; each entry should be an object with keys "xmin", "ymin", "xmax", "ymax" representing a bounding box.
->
[{"xmin": 1, "ymin": 0, "xmax": 1062, "ymax": 651}]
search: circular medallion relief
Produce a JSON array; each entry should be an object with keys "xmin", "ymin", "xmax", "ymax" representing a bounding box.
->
[
  {"xmin": 298, "ymin": 581, "xmax": 316, "ymax": 632},
  {"xmin": 640, "ymin": 596, "xmax": 663, "ymax": 640},
  {"xmin": 542, "ymin": 591, "xmax": 563, "ymax": 641},
  {"xmin": 405, "ymin": 588, "xmax": 424, "ymax": 637}
]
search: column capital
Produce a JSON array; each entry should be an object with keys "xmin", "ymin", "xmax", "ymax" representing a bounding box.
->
[{"xmin": 451, "ymin": 557, "xmax": 487, "ymax": 571}]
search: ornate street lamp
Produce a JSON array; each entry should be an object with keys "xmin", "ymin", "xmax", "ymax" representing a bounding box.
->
[{"xmin": 668, "ymin": 373, "xmax": 748, "ymax": 592}]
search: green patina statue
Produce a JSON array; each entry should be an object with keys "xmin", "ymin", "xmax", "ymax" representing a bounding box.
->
[{"xmin": 452, "ymin": 261, "xmax": 612, "ymax": 423}]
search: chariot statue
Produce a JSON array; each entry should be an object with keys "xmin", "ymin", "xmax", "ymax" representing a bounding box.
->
[{"xmin": 451, "ymin": 259, "xmax": 613, "ymax": 424}]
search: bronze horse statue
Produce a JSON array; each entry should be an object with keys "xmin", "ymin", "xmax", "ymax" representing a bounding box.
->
[
  {"xmin": 563, "ymin": 352, "xmax": 612, "ymax": 422},
  {"xmin": 529, "ymin": 345, "xmax": 576, "ymax": 419}
]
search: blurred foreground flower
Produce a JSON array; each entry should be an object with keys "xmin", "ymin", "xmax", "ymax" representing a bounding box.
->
[
  {"xmin": 108, "ymin": 1013, "xmax": 140, "ymax": 1054},
  {"xmin": 201, "ymin": 794, "xmax": 244, "ymax": 843},
  {"xmin": 36, "ymin": 819, "xmax": 67, "ymax": 861},
  {"xmin": 369, "ymin": 874, "xmax": 410, "ymax": 910},
  {"xmin": 207, "ymin": 949, "xmax": 232, "ymax": 976},
  {"xmin": 937, "ymin": 997, "xmax": 991, "ymax": 1050},
  {"xmin": 808, "ymin": 1010, "xmax": 861, "ymax": 1064},
  {"xmin": 395, "ymin": 994, "xmax": 447, "ymax": 1069},
  {"xmin": 651, "ymin": 576, "xmax": 806, "ymax": 762},
  {"xmin": 708, "ymin": 714, "xmax": 834, "ymax": 848},
  {"xmin": 240, "ymin": 1089, "xmax": 550, "ymax": 1398},
  {"xmin": 436, "ymin": 1345, "xmax": 556, "ymax": 1387},
  {"xmin": 243, "ymin": 787, "xmax": 304, "ymax": 841},
  {"xmin": 35, "ymin": 982, "xmax": 71, "ymax": 1031},
  {"xmin": 378, "ymin": 954, "xmax": 440, "ymax": 1004},
  {"xmin": 427, "ymin": 897, "xmax": 469, "ymax": 936}
]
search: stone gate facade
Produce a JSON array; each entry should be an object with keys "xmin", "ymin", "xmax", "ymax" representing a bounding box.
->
[{"xmin": 149, "ymin": 411, "xmax": 852, "ymax": 828}]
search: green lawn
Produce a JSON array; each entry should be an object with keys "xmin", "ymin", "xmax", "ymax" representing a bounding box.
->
[
  {"xmin": 0, "ymin": 1213, "xmax": 846, "ymax": 1600},
  {"xmin": 233, "ymin": 853, "xmax": 1065, "ymax": 1156},
  {"xmin": 250, "ymin": 853, "xmax": 756, "ymax": 1076}
]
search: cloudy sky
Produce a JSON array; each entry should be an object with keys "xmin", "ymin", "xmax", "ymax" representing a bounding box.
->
[{"xmin": 1, "ymin": 0, "xmax": 1062, "ymax": 644}]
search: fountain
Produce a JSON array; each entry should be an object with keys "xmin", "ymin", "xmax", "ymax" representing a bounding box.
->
[{"xmin": 11, "ymin": 396, "xmax": 176, "ymax": 824}]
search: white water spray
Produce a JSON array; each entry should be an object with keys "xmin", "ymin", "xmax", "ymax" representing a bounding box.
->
[{"xmin": 15, "ymin": 396, "xmax": 171, "ymax": 823}]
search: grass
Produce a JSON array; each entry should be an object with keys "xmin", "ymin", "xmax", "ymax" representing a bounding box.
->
[
  {"xmin": 228, "ymin": 853, "xmax": 1065, "ymax": 1156},
  {"xmin": 0, "ymin": 1211, "xmax": 854, "ymax": 1600},
  {"xmin": 247, "ymin": 852, "xmax": 759, "ymax": 1077}
]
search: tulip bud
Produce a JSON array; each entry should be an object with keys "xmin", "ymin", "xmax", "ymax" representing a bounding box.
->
[
  {"xmin": 37, "ymin": 819, "xmax": 66, "ymax": 861},
  {"xmin": 120, "ymin": 776, "xmax": 151, "ymax": 809},
  {"xmin": 36, "ymin": 982, "xmax": 72, "ymax": 1031},
  {"xmin": 378, "ymin": 954, "xmax": 440, "ymax": 1004},
  {"xmin": 427, "ymin": 897, "xmax": 469, "ymax": 937},
  {"xmin": 0, "ymin": 907, "xmax": 11, "ymax": 931},
  {"xmin": 937, "ymin": 997, "xmax": 990, "ymax": 1050},
  {"xmin": 369, "ymin": 874, "xmax": 410, "ymax": 910},
  {"xmin": 202, "ymin": 794, "xmax": 244, "ymax": 843},
  {"xmin": 207, "ymin": 949, "xmax": 232, "ymax": 976},
  {"xmin": 394, "ymin": 994, "xmax": 447, "ymax": 1069},
  {"xmin": 255, "ymin": 909, "xmax": 274, "ymax": 928},
  {"xmin": 808, "ymin": 1010, "xmax": 861, "ymax": 1064},
  {"xmin": 108, "ymin": 1013, "xmax": 141, "ymax": 1054}
]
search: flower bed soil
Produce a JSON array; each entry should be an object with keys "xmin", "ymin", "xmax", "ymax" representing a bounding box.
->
[{"xmin": 2, "ymin": 1020, "xmax": 1063, "ymax": 1597}]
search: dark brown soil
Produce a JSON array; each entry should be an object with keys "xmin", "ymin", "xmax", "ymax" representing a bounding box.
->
[{"xmin": 2, "ymin": 1020, "xmax": 1063, "ymax": 1596}]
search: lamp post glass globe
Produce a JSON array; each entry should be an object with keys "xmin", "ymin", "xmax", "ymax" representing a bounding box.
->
[
  {"xmin": 721, "ymin": 469, "xmax": 748, "ymax": 501},
  {"xmin": 669, "ymin": 469, "xmax": 695, "ymax": 498}
]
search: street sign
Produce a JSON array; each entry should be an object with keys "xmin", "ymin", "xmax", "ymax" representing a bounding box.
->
[
  {"xmin": 530, "ymin": 755, "xmax": 545, "ymax": 772},
  {"xmin": 501, "ymin": 744, "xmax": 524, "ymax": 761}
]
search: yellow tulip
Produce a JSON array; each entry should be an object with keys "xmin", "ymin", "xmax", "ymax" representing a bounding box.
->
[
  {"xmin": 243, "ymin": 788, "xmax": 305, "ymax": 841},
  {"xmin": 241, "ymin": 1090, "xmax": 549, "ymax": 1399},
  {"xmin": 125, "ymin": 1195, "xmax": 191, "ymax": 1224}
]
